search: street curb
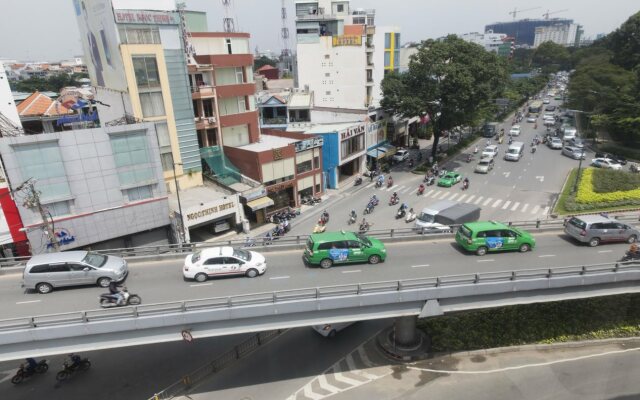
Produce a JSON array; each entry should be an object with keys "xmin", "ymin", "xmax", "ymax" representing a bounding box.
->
[{"xmin": 437, "ymin": 336, "xmax": 640, "ymax": 359}]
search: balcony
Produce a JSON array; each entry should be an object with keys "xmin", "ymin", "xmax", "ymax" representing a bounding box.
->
[
  {"xmin": 195, "ymin": 116, "xmax": 217, "ymax": 130},
  {"xmin": 366, "ymin": 26, "xmax": 376, "ymax": 35},
  {"xmin": 365, "ymin": 42, "xmax": 374, "ymax": 52},
  {"xmin": 261, "ymin": 117, "xmax": 287, "ymax": 126},
  {"xmin": 191, "ymin": 85, "xmax": 215, "ymax": 100}
]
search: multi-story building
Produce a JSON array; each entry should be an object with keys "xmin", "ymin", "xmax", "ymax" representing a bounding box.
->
[
  {"xmin": 459, "ymin": 31, "xmax": 508, "ymax": 53},
  {"xmin": 485, "ymin": 18, "xmax": 574, "ymax": 47},
  {"xmin": 74, "ymin": 0, "xmax": 247, "ymax": 241},
  {"xmin": 257, "ymin": 88, "xmax": 313, "ymax": 131},
  {"xmin": 534, "ymin": 23, "xmax": 582, "ymax": 48}
]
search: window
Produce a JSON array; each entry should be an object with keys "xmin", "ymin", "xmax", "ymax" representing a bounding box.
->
[
  {"xmin": 324, "ymin": 54, "xmax": 330, "ymax": 59},
  {"xmin": 110, "ymin": 132, "xmax": 156, "ymax": 187},
  {"xmin": 30, "ymin": 265, "xmax": 50, "ymax": 273},
  {"xmin": 394, "ymin": 33, "xmax": 401, "ymax": 47},
  {"xmin": 133, "ymin": 56, "xmax": 161, "ymax": 88},
  {"xmin": 44, "ymin": 200, "xmax": 71, "ymax": 217},
  {"xmin": 118, "ymin": 26, "xmax": 161, "ymax": 44},
  {"xmin": 325, "ymin": 72, "xmax": 330, "ymax": 77},
  {"xmin": 385, "ymin": 33, "xmax": 391, "ymax": 49},
  {"xmin": 235, "ymin": 67, "xmax": 244, "ymax": 83},
  {"xmin": 337, "ymin": 4, "xmax": 344, "ymax": 12},
  {"xmin": 313, "ymin": 156, "xmax": 320, "ymax": 169},
  {"xmin": 219, "ymin": 96, "xmax": 247, "ymax": 116},
  {"xmin": 296, "ymin": 160, "xmax": 312, "ymax": 174},
  {"xmin": 215, "ymin": 67, "xmax": 245, "ymax": 85},
  {"xmin": 225, "ymin": 38, "xmax": 232, "ymax": 54},
  {"xmin": 384, "ymin": 51, "xmax": 391, "ymax": 67},
  {"xmin": 125, "ymin": 185, "xmax": 153, "ymax": 202},
  {"xmin": 139, "ymin": 91, "xmax": 165, "ymax": 117},
  {"xmin": 347, "ymin": 240, "xmax": 361, "ymax": 249},
  {"xmin": 325, "ymin": 91, "xmax": 331, "ymax": 95},
  {"xmin": 49, "ymin": 264, "xmax": 71, "ymax": 273},
  {"xmin": 14, "ymin": 142, "xmax": 71, "ymax": 202},
  {"xmin": 203, "ymin": 100, "xmax": 214, "ymax": 117},
  {"xmin": 340, "ymin": 135, "xmax": 365, "ymax": 158}
]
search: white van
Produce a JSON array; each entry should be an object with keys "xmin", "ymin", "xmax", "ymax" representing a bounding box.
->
[
  {"xmin": 504, "ymin": 142, "xmax": 524, "ymax": 161},
  {"xmin": 312, "ymin": 322, "xmax": 354, "ymax": 337},
  {"xmin": 562, "ymin": 127, "xmax": 577, "ymax": 141},
  {"xmin": 415, "ymin": 200, "xmax": 457, "ymax": 230}
]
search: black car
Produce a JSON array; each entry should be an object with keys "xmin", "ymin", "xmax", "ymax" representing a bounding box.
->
[
  {"xmin": 595, "ymin": 152, "xmax": 627, "ymax": 165},
  {"xmin": 545, "ymin": 105, "xmax": 556, "ymax": 111}
]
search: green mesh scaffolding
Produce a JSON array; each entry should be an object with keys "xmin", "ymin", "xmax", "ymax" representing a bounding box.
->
[{"xmin": 200, "ymin": 146, "xmax": 242, "ymax": 186}]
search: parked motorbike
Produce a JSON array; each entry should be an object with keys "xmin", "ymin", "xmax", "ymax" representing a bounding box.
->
[
  {"xmin": 11, "ymin": 360, "xmax": 48, "ymax": 384},
  {"xmin": 99, "ymin": 287, "xmax": 142, "ymax": 308},
  {"xmin": 56, "ymin": 356, "xmax": 91, "ymax": 382},
  {"xmin": 531, "ymin": 146, "xmax": 537, "ymax": 154},
  {"xmin": 354, "ymin": 176, "xmax": 363, "ymax": 186}
]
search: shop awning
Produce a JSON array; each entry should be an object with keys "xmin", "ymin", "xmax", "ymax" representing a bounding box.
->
[
  {"xmin": 247, "ymin": 196, "xmax": 274, "ymax": 211},
  {"xmin": 380, "ymin": 145, "xmax": 397, "ymax": 156},
  {"xmin": 366, "ymin": 148, "xmax": 387, "ymax": 160}
]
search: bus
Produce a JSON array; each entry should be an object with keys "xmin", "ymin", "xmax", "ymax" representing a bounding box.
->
[{"xmin": 528, "ymin": 100, "xmax": 543, "ymax": 115}]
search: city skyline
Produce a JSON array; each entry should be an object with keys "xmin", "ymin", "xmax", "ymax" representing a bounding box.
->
[{"xmin": 0, "ymin": 0, "xmax": 638, "ymax": 61}]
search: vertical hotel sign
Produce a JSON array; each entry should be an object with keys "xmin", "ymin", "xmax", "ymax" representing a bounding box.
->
[{"xmin": 332, "ymin": 35, "xmax": 362, "ymax": 47}]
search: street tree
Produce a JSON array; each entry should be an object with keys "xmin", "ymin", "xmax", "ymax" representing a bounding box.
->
[
  {"xmin": 531, "ymin": 41, "xmax": 570, "ymax": 73},
  {"xmin": 381, "ymin": 35, "xmax": 508, "ymax": 160}
]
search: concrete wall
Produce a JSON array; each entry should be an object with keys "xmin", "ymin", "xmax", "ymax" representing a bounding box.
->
[{"xmin": 0, "ymin": 123, "xmax": 170, "ymax": 254}]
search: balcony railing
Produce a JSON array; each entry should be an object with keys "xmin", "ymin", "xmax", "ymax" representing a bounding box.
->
[
  {"xmin": 262, "ymin": 117, "xmax": 287, "ymax": 125},
  {"xmin": 191, "ymin": 85, "xmax": 215, "ymax": 95}
]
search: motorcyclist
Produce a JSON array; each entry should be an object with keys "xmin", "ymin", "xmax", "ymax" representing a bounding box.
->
[
  {"xmin": 418, "ymin": 183, "xmax": 425, "ymax": 194},
  {"xmin": 370, "ymin": 194, "xmax": 378, "ymax": 205},
  {"xmin": 463, "ymin": 177, "xmax": 470, "ymax": 189},
  {"xmin": 387, "ymin": 176, "xmax": 393, "ymax": 187},
  {"xmin": 391, "ymin": 191, "xmax": 399, "ymax": 203},
  {"xmin": 67, "ymin": 354, "xmax": 82, "ymax": 368},
  {"xmin": 360, "ymin": 218, "xmax": 370, "ymax": 230},
  {"xmin": 282, "ymin": 218, "xmax": 290, "ymax": 232},
  {"xmin": 108, "ymin": 280, "xmax": 124, "ymax": 305},
  {"xmin": 377, "ymin": 174, "xmax": 385, "ymax": 186},
  {"xmin": 349, "ymin": 209, "xmax": 357, "ymax": 223},
  {"xmin": 321, "ymin": 210, "xmax": 329, "ymax": 223},
  {"xmin": 25, "ymin": 357, "xmax": 38, "ymax": 373},
  {"xmin": 627, "ymin": 244, "xmax": 640, "ymax": 257}
]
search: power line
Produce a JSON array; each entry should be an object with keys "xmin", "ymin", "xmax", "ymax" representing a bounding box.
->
[{"xmin": 19, "ymin": 179, "xmax": 59, "ymax": 252}]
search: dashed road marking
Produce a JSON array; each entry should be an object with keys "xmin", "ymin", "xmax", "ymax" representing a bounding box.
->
[
  {"xmin": 411, "ymin": 264, "xmax": 430, "ymax": 268},
  {"xmin": 598, "ymin": 250, "xmax": 613, "ymax": 253},
  {"xmin": 511, "ymin": 202, "xmax": 521, "ymax": 211},
  {"xmin": 440, "ymin": 192, "xmax": 451, "ymax": 200},
  {"xmin": 449, "ymin": 193, "xmax": 459, "ymax": 201},
  {"xmin": 16, "ymin": 300, "xmax": 41, "ymax": 305},
  {"xmin": 269, "ymin": 276, "xmax": 290, "ymax": 280},
  {"xmin": 190, "ymin": 283, "xmax": 213, "ymax": 287},
  {"xmin": 342, "ymin": 270, "xmax": 361, "ymax": 274},
  {"xmin": 538, "ymin": 254, "xmax": 556, "ymax": 258},
  {"xmin": 477, "ymin": 259, "xmax": 495, "ymax": 263},
  {"xmin": 521, "ymin": 203, "xmax": 529, "ymax": 213},
  {"xmin": 492, "ymin": 199, "xmax": 503, "ymax": 208},
  {"xmin": 482, "ymin": 197, "xmax": 493, "ymax": 206},
  {"xmin": 501, "ymin": 200, "xmax": 511, "ymax": 209},
  {"xmin": 542, "ymin": 206, "xmax": 550, "ymax": 215},
  {"xmin": 474, "ymin": 196, "xmax": 484, "ymax": 205},
  {"xmin": 458, "ymin": 194, "xmax": 468, "ymax": 202}
]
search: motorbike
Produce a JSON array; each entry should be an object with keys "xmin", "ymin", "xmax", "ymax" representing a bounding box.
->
[
  {"xmin": 389, "ymin": 196, "xmax": 399, "ymax": 206},
  {"xmin": 313, "ymin": 222, "xmax": 326, "ymax": 233},
  {"xmin": 438, "ymin": 169, "xmax": 447, "ymax": 178},
  {"xmin": 462, "ymin": 180, "xmax": 469, "ymax": 191},
  {"xmin": 619, "ymin": 251, "xmax": 640, "ymax": 262},
  {"xmin": 466, "ymin": 154, "xmax": 472, "ymax": 163},
  {"xmin": 375, "ymin": 180, "xmax": 383, "ymax": 188},
  {"xmin": 405, "ymin": 211, "xmax": 416, "ymax": 223},
  {"xmin": 354, "ymin": 176, "xmax": 363, "ymax": 186},
  {"xmin": 531, "ymin": 146, "xmax": 537, "ymax": 153},
  {"xmin": 395, "ymin": 207, "xmax": 406, "ymax": 220},
  {"xmin": 56, "ymin": 357, "xmax": 91, "ymax": 382},
  {"xmin": 364, "ymin": 203, "xmax": 374, "ymax": 215},
  {"xmin": 417, "ymin": 185, "xmax": 425, "ymax": 195},
  {"xmin": 11, "ymin": 360, "xmax": 49, "ymax": 384},
  {"xmin": 359, "ymin": 222, "xmax": 371, "ymax": 233},
  {"xmin": 409, "ymin": 159, "xmax": 414, "ymax": 168},
  {"xmin": 387, "ymin": 179, "xmax": 393, "ymax": 188},
  {"xmin": 424, "ymin": 175, "xmax": 435, "ymax": 186},
  {"xmin": 100, "ymin": 287, "xmax": 142, "ymax": 308},
  {"xmin": 348, "ymin": 214, "xmax": 357, "ymax": 225}
]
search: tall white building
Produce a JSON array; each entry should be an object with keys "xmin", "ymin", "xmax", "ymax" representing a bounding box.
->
[
  {"xmin": 295, "ymin": 1, "xmax": 399, "ymax": 111},
  {"xmin": 534, "ymin": 23, "xmax": 580, "ymax": 48},
  {"xmin": 459, "ymin": 31, "xmax": 508, "ymax": 53},
  {"xmin": 0, "ymin": 62, "xmax": 21, "ymax": 129}
]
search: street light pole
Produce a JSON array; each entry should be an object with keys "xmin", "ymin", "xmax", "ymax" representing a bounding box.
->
[
  {"xmin": 573, "ymin": 148, "xmax": 585, "ymax": 193},
  {"xmin": 170, "ymin": 154, "xmax": 187, "ymax": 244}
]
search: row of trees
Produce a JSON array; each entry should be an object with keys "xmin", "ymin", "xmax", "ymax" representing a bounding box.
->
[{"xmin": 9, "ymin": 73, "xmax": 89, "ymax": 94}]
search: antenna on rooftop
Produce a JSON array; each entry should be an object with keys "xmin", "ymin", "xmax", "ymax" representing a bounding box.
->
[
  {"xmin": 222, "ymin": 0, "xmax": 236, "ymax": 33},
  {"xmin": 279, "ymin": 0, "xmax": 293, "ymax": 75}
]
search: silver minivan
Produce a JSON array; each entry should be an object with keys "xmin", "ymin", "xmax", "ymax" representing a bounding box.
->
[
  {"xmin": 564, "ymin": 215, "xmax": 639, "ymax": 247},
  {"xmin": 22, "ymin": 251, "xmax": 129, "ymax": 294},
  {"xmin": 504, "ymin": 142, "xmax": 524, "ymax": 161}
]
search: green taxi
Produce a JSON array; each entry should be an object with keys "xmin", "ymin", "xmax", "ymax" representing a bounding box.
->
[
  {"xmin": 437, "ymin": 172, "xmax": 462, "ymax": 187},
  {"xmin": 455, "ymin": 221, "xmax": 536, "ymax": 256},
  {"xmin": 303, "ymin": 231, "xmax": 387, "ymax": 269}
]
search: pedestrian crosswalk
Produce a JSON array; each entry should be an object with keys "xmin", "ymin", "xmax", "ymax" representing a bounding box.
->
[{"xmin": 361, "ymin": 181, "xmax": 550, "ymax": 216}]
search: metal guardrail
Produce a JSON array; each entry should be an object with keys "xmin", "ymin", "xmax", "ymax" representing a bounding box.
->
[
  {"xmin": 0, "ymin": 216, "xmax": 624, "ymax": 269},
  {"xmin": 150, "ymin": 329, "xmax": 285, "ymax": 400},
  {"xmin": 1, "ymin": 261, "xmax": 638, "ymax": 332}
]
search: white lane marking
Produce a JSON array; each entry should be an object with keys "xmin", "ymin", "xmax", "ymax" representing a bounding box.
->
[
  {"xmin": 449, "ymin": 193, "xmax": 459, "ymax": 201},
  {"xmin": 531, "ymin": 205, "xmax": 540, "ymax": 214},
  {"xmin": 269, "ymin": 276, "xmax": 290, "ymax": 280},
  {"xmin": 511, "ymin": 202, "xmax": 520, "ymax": 211},
  {"xmin": 303, "ymin": 383, "xmax": 325, "ymax": 400},
  {"xmin": 411, "ymin": 264, "xmax": 430, "ymax": 268},
  {"xmin": 477, "ymin": 259, "xmax": 495, "ymax": 263},
  {"xmin": 408, "ymin": 347, "xmax": 640, "ymax": 375},
  {"xmin": 458, "ymin": 194, "xmax": 468, "ymax": 202},
  {"xmin": 502, "ymin": 200, "xmax": 512, "ymax": 210},
  {"xmin": 333, "ymin": 369, "xmax": 365, "ymax": 386},
  {"xmin": 365, "ymin": 182, "xmax": 375, "ymax": 189},
  {"xmin": 343, "ymin": 355, "xmax": 374, "ymax": 381},
  {"xmin": 518, "ymin": 175, "xmax": 522, "ymax": 180},
  {"xmin": 386, "ymin": 184, "xmax": 399, "ymax": 192},
  {"xmin": 16, "ymin": 300, "xmax": 41, "ymax": 305},
  {"xmin": 342, "ymin": 270, "xmax": 361, "ymax": 274},
  {"xmin": 503, "ymin": 171, "xmax": 511, "ymax": 178},
  {"xmin": 317, "ymin": 373, "xmax": 341, "ymax": 394},
  {"xmin": 464, "ymin": 194, "xmax": 474, "ymax": 203},
  {"xmin": 431, "ymin": 191, "xmax": 442, "ymax": 199},
  {"xmin": 482, "ymin": 197, "xmax": 493, "ymax": 206},
  {"xmin": 538, "ymin": 254, "xmax": 556, "ymax": 258},
  {"xmin": 598, "ymin": 250, "xmax": 613, "ymax": 253},
  {"xmin": 492, "ymin": 199, "xmax": 503, "ymax": 208},
  {"xmin": 400, "ymin": 186, "xmax": 412, "ymax": 194},
  {"xmin": 536, "ymin": 175, "xmax": 545, "ymax": 182},
  {"xmin": 474, "ymin": 196, "xmax": 484, "ymax": 205},
  {"xmin": 425, "ymin": 189, "xmax": 434, "ymax": 197},
  {"xmin": 440, "ymin": 192, "xmax": 451, "ymax": 200},
  {"xmin": 512, "ymin": 185, "xmax": 516, "ymax": 189},
  {"xmin": 521, "ymin": 203, "xmax": 529, "ymax": 213},
  {"xmin": 542, "ymin": 206, "xmax": 550, "ymax": 215},
  {"xmin": 190, "ymin": 283, "xmax": 213, "ymax": 287}
]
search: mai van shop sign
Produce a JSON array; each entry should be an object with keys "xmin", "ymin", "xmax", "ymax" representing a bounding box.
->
[
  {"xmin": 340, "ymin": 124, "xmax": 365, "ymax": 141},
  {"xmin": 184, "ymin": 198, "xmax": 236, "ymax": 226}
]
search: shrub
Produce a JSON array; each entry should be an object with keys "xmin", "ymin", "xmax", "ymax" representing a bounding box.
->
[
  {"xmin": 591, "ymin": 169, "xmax": 640, "ymax": 193},
  {"xmin": 575, "ymin": 168, "xmax": 640, "ymax": 204}
]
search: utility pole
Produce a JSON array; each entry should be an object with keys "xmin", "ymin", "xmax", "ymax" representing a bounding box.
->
[{"xmin": 22, "ymin": 180, "xmax": 59, "ymax": 251}]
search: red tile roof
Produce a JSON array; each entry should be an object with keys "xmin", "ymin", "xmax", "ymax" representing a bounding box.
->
[
  {"xmin": 16, "ymin": 91, "xmax": 73, "ymax": 117},
  {"xmin": 257, "ymin": 64, "xmax": 277, "ymax": 72}
]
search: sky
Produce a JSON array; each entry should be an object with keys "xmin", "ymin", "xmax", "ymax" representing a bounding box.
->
[{"xmin": 0, "ymin": 0, "xmax": 638, "ymax": 61}]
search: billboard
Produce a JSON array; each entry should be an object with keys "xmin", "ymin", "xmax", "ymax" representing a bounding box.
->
[{"xmin": 73, "ymin": 0, "xmax": 127, "ymax": 91}]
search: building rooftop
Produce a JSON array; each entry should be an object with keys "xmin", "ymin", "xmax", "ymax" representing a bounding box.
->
[
  {"xmin": 16, "ymin": 91, "xmax": 72, "ymax": 117},
  {"xmin": 238, "ymin": 134, "xmax": 299, "ymax": 152},
  {"xmin": 289, "ymin": 92, "xmax": 312, "ymax": 109},
  {"xmin": 304, "ymin": 122, "xmax": 362, "ymax": 134},
  {"xmin": 257, "ymin": 64, "xmax": 278, "ymax": 72},
  {"xmin": 167, "ymin": 184, "xmax": 229, "ymax": 211}
]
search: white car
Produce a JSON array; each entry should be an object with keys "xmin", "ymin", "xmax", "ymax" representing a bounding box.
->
[
  {"xmin": 547, "ymin": 137, "xmax": 563, "ymax": 149},
  {"xmin": 183, "ymin": 247, "xmax": 267, "ymax": 282},
  {"xmin": 393, "ymin": 149, "xmax": 409, "ymax": 162},
  {"xmin": 526, "ymin": 116, "xmax": 537, "ymax": 123},
  {"xmin": 481, "ymin": 145, "xmax": 499, "ymax": 159},
  {"xmin": 312, "ymin": 322, "xmax": 355, "ymax": 337},
  {"xmin": 543, "ymin": 98, "xmax": 551, "ymax": 104},
  {"xmin": 591, "ymin": 158, "xmax": 622, "ymax": 170},
  {"xmin": 474, "ymin": 157, "xmax": 494, "ymax": 173},
  {"xmin": 509, "ymin": 125, "xmax": 521, "ymax": 136}
]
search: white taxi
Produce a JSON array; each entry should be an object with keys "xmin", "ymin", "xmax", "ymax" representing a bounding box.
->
[{"xmin": 183, "ymin": 247, "xmax": 267, "ymax": 282}]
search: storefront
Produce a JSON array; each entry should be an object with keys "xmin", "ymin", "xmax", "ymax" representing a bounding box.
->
[
  {"xmin": 306, "ymin": 122, "xmax": 366, "ymax": 189},
  {"xmin": 365, "ymin": 120, "xmax": 396, "ymax": 171},
  {"xmin": 242, "ymin": 186, "xmax": 273, "ymax": 225}
]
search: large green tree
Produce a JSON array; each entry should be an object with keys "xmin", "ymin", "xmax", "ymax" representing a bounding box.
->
[
  {"xmin": 605, "ymin": 10, "xmax": 640, "ymax": 71},
  {"xmin": 10, "ymin": 73, "xmax": 88, "ymax": 93},
  {"xmin": 531, "ymin": 41, "xmax": 571, "ymax": 73},
  {"xmin": 381, "ymin": 35, "xmax": 508, "ymax": 160}
]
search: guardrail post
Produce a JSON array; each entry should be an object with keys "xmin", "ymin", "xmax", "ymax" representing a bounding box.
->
[
  {"xmin": 357, "ymin": 284, "xmax": 361, "ymax": 294},
  {"xmin": 390, "ymin": 229, "xmax": 394, "ymax": 238},
  {"xmin": 397, "ymin": 281, "xmax": 402, "ymax": 291},
  {"xmin": 81, "ymin": 312, "xmax": 88, "ymax": 323},
  {"xmin": 181, "ymin": 302, "xmax": 187, "ymax": 312},
  {"xmin": 257, "ymin": 332, "xmax": 262, "ymax": 345},
  {"xmin": 613, "ymin": 263, "xmax": 619, "ymax": 272},
  {"xmin": 436, "ymin": 277, "xmax": 441, "ymax": 287},
  {"xmin": 580, "ymin": 266, "xmax": 586, "ymax": 275},
  {"xmin": 536, "ymin": 219, "xmax": 540, "ymax": 228},
  {"xmin": 474, "ymin": 274, "xmax": 479, "ymax": 283},
  {"xmin": 227, "ymin": 297, "xmax": 232, "ymax": 307},
  {"xmin": 296, "ymin": 236, "xmax": 300, "ymax": 244},
  {"xmin": 315, "ymin": 288, "xmax": 320, "ymax": 298},
  {"xmin": 132, "ymin": 306, "xmax": 139, "ymax": 318},
  {"xmin": 234, "ymin": 346, "xmax": 240, "ymax": 359},
  {"xmin": 547, "ymin": 268, "xmax": 553, "ymax": 278},
  {"xmin": 273, "ymin": 292, "xmax": 277, "ymax": 303},
  {"xmin": 508, "ymin": 221, "xmax": 512, "ymax": 226},
  {"xmin": 511, "ymin": 271, "xmax": 516, "ymax": 281},
  {"xmin": 29, "ymin": 317, "xmax": 36, "ymax": 328}
]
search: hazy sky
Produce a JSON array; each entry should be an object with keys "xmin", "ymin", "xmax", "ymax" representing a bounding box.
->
[{"xmin": 1, "ymin": 0, "xmax": 638, "ymax": 61}]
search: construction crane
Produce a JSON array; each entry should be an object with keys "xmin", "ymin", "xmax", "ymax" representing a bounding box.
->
[
  {"xmin": 542, "ymin": 9, "xmax": 569, "ymax": 20},
  {"xmin": 509, "ymin": 7, "xmax": 541, "ymax": 20}
]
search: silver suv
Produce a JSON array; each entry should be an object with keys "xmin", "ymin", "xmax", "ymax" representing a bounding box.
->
[
  {"xmin": 564, "ymin": 215, "xmax": 639, "ymax": 247},
  {"xmin": 22, "ymin": 251, "xmax": 128, "ymax": 294}
]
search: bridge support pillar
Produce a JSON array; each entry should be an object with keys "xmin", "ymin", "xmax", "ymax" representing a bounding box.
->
[{"xmin": 376, "ymin": 315, "xmax": 430, "ymax": 361}]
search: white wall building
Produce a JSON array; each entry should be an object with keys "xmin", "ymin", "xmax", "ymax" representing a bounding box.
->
[
  {"xmin": 0, "ymin": 62, "xmax": 22, "ymax": 129},
  {"xmin": 459, "ymin": 31, "xmax": 508, "ymax": 53},
  {"xmin": 295, "ymin": 0, "xmax": 385, "ymax": 111},
  {"xmin": 534, "ymin": 23, "xmax": 579, "ymax": 48}
]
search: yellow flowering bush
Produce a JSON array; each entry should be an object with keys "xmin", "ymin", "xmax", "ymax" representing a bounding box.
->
[{"xmin": 575, "ymin": 168, "xmax": 640, "ymax": 204}]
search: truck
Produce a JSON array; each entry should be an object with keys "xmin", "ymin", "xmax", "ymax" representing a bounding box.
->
[
  {"xmin": 482, "ymin": 122, "xmax": 499, "ymax": 138},
  {"xmin": 415, "ymin": 201, "xmax": 481, "ymax": 232}
]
